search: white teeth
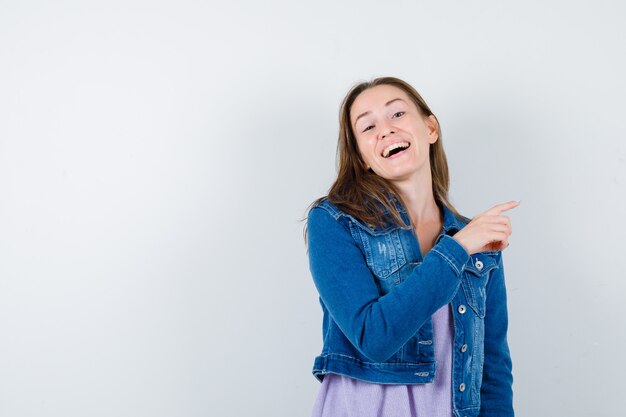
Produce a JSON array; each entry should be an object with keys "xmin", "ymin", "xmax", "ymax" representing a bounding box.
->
[{"xmin": 382, "ymin": 142, "xmax": 410, "ymax": 158}]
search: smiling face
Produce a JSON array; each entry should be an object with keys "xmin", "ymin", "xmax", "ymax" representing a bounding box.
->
[{"xmin": 350, "ymin": 84, "xmax": 439, "ymax": 184}]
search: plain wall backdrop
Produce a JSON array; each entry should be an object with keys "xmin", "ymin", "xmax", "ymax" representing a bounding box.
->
[{"xmin": 1, "ymin": 0, "xmax": 625, "ymax": 416}]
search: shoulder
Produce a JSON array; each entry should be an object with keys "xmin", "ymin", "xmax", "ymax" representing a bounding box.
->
[
  {"xmin": 306, "ymin": 198, "xmax": 349, "ymax": 243},
  {"xmin": 307, "ymin": 197, "xmax": 378, "ymax": 238},
  {"xmin": 309, "ymin": 197, "xmax": 343, "ymax": 220}
]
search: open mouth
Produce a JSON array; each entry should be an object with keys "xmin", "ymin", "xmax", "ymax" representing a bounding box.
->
[{"xmin": 382, "ymin": 142, "xmax": 411, "ymax": 158}]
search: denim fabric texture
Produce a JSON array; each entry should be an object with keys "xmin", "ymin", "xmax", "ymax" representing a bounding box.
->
[{"xmin": 307, "ymin": 198, "xmax": 514, "ymax": 417}]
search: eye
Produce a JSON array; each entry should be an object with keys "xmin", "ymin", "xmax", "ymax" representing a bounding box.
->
[
  {"xmin": 392, "ymin": 111, "xmax": 405, "ymax": 118},
  {"xmin": 362, "ymin": 125, "xmax": 374, "ymax": 132}
]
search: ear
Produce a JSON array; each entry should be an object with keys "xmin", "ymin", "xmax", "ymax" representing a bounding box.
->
[{"xmin": 426, "ymin": 115, "xmax": 439, "ymax": 144}]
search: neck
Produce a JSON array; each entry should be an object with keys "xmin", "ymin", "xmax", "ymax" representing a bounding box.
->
[{"xmin": 392, "ymin": 170, "xmax": 441, "ymax": 228}]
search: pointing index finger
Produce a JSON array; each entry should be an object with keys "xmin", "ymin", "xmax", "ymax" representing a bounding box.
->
[{"xmin": 484, "ymin": 200, "xmax": 521, "ymax": 216}]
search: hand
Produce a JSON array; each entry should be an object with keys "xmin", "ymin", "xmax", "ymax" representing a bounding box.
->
[{"xmin": 452, "ymin": 200, "xmax": 520, "ymax": 255}]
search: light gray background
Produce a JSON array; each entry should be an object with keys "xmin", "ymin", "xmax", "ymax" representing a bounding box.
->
[{"xmin": 1, "ymin": 1, "xmax": 624, "ymax": 416}]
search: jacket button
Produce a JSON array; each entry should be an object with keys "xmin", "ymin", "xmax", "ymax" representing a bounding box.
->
[
  {"xmin": 460, "ymin": 343, "xmax": 468, "ymax": 353},
  {"xmin": 475, "ymin": 259, "xmax": 483, "ymax": 270},
  {"xmin": 459, "ymin": 383, "xmax": 466, "ymax": 392},
  {"xmin": 458, "ymin": 305, "xmax": 467, "ymax": 314}
]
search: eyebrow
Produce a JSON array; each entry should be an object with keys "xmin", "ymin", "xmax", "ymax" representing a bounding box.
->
[{"xmin": 353, "ymin": 98, "xmax": 407, "ymax": 126}]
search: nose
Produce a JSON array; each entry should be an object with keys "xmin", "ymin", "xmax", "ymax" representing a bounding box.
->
[{"xmin": 379, "ymin": 120, "xmax": 396, "ymax": 140}]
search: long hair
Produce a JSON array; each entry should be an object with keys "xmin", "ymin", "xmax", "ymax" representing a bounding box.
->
[{"xmin": 305, "ymin": 76, "xmax": 467, "ymax": 241}]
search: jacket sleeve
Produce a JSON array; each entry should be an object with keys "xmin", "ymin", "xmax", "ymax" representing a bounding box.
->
[
  {"xmin": 479, "ymin": 253, "xmax": 514, "ymax": 417},
  {"xmin": 307, "ymin": 206, "xmax": 471, "ymax": 362}
]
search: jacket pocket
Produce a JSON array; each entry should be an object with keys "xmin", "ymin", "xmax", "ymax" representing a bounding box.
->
[
  {"xmin": 353, "ymin": 223, "xmax": 407, "ymax": 281},
  {"xmin": 461, "ymin": 253, "xmax": 499, "ymax": 318}
]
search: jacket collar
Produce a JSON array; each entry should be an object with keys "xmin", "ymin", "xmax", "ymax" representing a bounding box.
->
[{"xmin": 440, "ymin": 202, "xmax": 468, "ymax": 235}]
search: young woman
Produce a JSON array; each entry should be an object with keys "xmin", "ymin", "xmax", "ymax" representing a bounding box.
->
[{"xmin": 305, "ymin": 77, "xmax": 518, "ymax": 417}]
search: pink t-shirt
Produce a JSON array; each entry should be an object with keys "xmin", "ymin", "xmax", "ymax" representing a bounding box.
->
[{"xmin": 310, "ymin": 304, "xmax": 454, "ymax": 417}]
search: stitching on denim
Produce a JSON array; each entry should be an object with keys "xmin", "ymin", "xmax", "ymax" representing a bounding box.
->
[
  {"xmin": 469, "ymin": 319, "xmax": 477, "ymax": 399},
  {"xmin": 418, "ymin": 340, "xmax": 433, "ymax": 345},
  {"xmin": 313, "ymin": 201, "xmax": 342, "ymax": 220},
  {"xmin": 325, "ymin": 353, "xmax": 432, "ymax": 367},
  {"xmin": 353, "ymin": 219, "xmax": 402, "ymax": 236},
  {"xmin": 431, "ymin": 248, "xmax": 460, "ymax": 275},
  {"xmin": 471, "ymin": 316, "xmax": 485, "ymax": 403},
  {"xmin": 463, "ymin": 266, "xmax": 492, "ymax": 317},
  {"xmin": 391, "ymin": 230, "xmax": 406, "ymax": 267},
  {"xmin": 455, "ymin": 406, "xmax": 480, "ymax": 412},
  {"xmin": 462, "ymin": 276, "xmax": 487, "ymax": 318},
  {"xmin": 466, "ymin": 260, "xmax": 497, "ymax": 276},
  {"xmin": 317, "ymin": 199, "xmax": 410, "ymax": 236},
  {"xmin": 357, "ymin": 227, "xmax": 407, "ymax": 280},
  {"xmin": 355, "ymin": 224, "xmax": 374, "ymax": 274},
  {"xmin": 465, "ymin": 277, "xmax": 477, "ymax": 305}
]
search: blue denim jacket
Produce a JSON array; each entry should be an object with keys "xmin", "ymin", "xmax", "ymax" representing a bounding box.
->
[{"xmin": 307, "ymin": 198, "xmax": 513, "ymax": 417}]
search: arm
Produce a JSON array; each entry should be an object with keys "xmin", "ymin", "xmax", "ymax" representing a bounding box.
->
[
  {"xmin": 479, "ymin": 254, "xmax": 514, "ymax": 417},
  {"xmin": 307, "ymin": 206, "xmax": 470, "ymax": 362}
]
